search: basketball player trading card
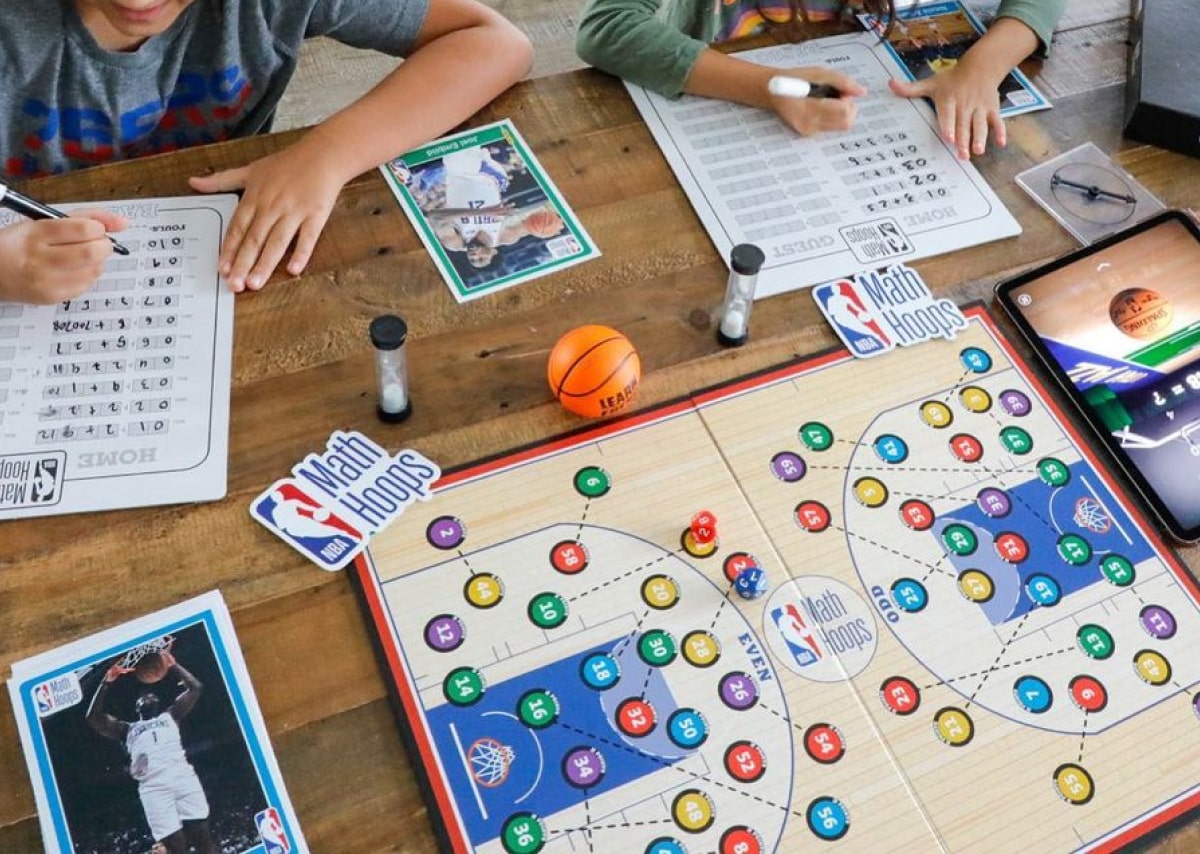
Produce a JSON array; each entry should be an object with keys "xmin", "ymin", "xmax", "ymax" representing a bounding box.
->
[
  {"xmin": 996, "ymin": 210, "xmax": 1200, "ymax": 541},
  {"xmin": 381, "ymin": 119, "xmax": 600, "ymax": 303},
  {"xmin": 7, "ymin": 590, "xmax": 307, "ymax": 854}
]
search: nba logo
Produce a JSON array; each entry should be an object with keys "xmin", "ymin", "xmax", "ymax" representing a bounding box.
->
[
  {"xmin": 770, "ymin": 604, "xmax": 823, "ymax": 668},
  {"xmin": 250, "ymin": 480, "xmax": 364, "ymax": 569},
  {"xmin": 34, "ymin": 683, "xmax": 53, "ymax": 715},
  {"xmin": 814, "ymin": 281, "xmax": 893, "ymax": 357},
  {"xmin": 255, "ymin": 807, "xmax": 290, "ymax": 854}
]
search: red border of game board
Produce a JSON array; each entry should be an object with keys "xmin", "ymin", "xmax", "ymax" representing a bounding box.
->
[{"xmin": 353, "ymin": 303, "xmax": 1200, "ymax": 853}]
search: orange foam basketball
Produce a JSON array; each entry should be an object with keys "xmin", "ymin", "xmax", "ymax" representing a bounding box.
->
[
  {"xmin": 134, "ymin": 651, "xmax": 169, "ymax": 684},
  {"xmin": 547, "ymin": 325, "xmax": 641, "ymax": 419}
]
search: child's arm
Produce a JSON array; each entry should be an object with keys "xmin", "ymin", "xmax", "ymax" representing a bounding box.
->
[
  {"xmin": 888, "ymin": 0, "xmax": 1067, "ymax": 160},
  {"xmin": 577, "ymin": 0, "xmax": 866, "ymax": 136},
  {"xmin": 189, "ymin": 0, "xmax": 532, "ymax": 292},
  {"xmin": 0, "ymin": 211, "xmax": 128, "ymax": 304}
]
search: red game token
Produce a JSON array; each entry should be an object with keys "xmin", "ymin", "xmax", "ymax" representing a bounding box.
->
[{"xmin": 691, "ymin": 510, "xmax": 718, "ymax": 545}]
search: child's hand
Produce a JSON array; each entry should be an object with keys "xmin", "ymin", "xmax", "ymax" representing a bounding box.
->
[
  {"xmin": 189, "ymin": 142, "xmax": 347, "ymax": 292},
  {"xmin": 0, "ymin": 211, "xmax": 128, "ymax": 305},
  {"xmin": 888, "ymin": 59, "xmax": 1004, "ymax": 160},
  {"xmin": 769, "ymin": 68, "xmax": 867, "ymax": 136}
]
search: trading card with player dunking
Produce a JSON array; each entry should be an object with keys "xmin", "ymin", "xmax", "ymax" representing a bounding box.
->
[
  {"xmin": 859, "ymin": 0, "xmax": 1050, "ymax": 118},
  {"xmin": 381, "ymin": 119, "xmax": 600, "ymax": 303},
  {"xmin": 8, "ymin": 590, "xmax": 306, "ymax": 854},
  {"xmin": 1016, "ymin": 142, "xmax": 1165, "ymax": 245}
]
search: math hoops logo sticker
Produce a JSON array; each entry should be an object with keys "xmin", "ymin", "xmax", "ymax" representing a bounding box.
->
[
  {"xmin": 255, "ymin": 807, "xmax": 292, "ymax": 854},
  {"xmin": 250, "ymin": 481, "xmax": 365, "ymax": 570}
]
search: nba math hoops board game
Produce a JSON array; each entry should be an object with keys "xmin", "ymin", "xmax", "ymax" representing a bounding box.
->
[{"xmin": 354, "ymin": 306, "xmax": 1200, "ymax": 853}]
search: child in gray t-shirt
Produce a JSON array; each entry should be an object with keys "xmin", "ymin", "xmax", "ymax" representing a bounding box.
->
[{"xmin": 0, "ymin": 0, "xmax": 533, "ymax": 304}]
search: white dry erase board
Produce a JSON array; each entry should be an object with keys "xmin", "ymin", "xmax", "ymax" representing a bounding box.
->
[
  {"xmin": 626, "ymin": 33, "xmax": 1021, "ymax": 298},
  {"xmin": 0, "ymin": 194, "xmax": 237, "ymax": 519}
]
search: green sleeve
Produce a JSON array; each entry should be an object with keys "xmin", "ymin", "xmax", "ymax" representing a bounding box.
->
[
  {"xmin": 575, "ymin": 0, "xmax": 708, "ymax": 98},
  {"xmin": 994, "ymin": 0, "xmax": 1068, "ymax": 55}
]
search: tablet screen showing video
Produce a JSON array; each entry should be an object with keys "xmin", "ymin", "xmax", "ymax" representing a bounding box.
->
[{"xmin": 997, "ymin": 211, "xmax": 1200, "ymax": 540}]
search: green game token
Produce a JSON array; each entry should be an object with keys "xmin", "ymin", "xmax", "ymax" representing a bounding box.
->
[
  {"xmin": 443, "ymin": 667, "xmax": 485, "ymax": 707},
  {"xmin": 517, "ymin": 689, "xmax": 560, "ymax": 729},
  {"xmin": 999, "ymin": 426, "xmax": 1033, "ymax": 455},
  {"xmin": 799, "ymin": 421, "xmax": 834, "ymax": 451},
  {"xmin": 942, "ymin": 523, "xmax": 978, "ymax": 556},
  {"xmin": 574, "ymin": 466, "xmax": 612, "ymax": 498},
  {"xmin": 637, "ymin": 629, "xmax": 678, "ymax": 666},
  {"xmin": 528, "ymin": 592, "xmax": 569, "ymax": 629},
  {"xmin": 1100, "ymin": 554, "xmax": 1135, "ymax": 587},
  {"xmin": 501, "ymin": 812, "xmax": 546, "ymax": 854},
  {"xmin": 1057, "ymin": 534, "xmax": 1092, "ymax": 566},
  {"xmin": 1077, "ymin": 625, "xmax": 1115, "ymax": 660},
  {"xmin": 1037, "ymin": 458, "xmax": 1071, "ymax": 487}
]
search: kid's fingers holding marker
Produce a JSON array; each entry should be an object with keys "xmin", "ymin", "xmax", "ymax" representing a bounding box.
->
[
  {"xmin": 767, "ymin": 68, "xmax": 867, "ymax": 137},
  {"xmin": 0, "ymin": 210, "xmax": 128, "ymax": 304}
]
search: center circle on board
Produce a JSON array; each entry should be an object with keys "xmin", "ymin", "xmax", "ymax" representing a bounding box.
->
[
  {"xmin": 718, "ymin": 671, "xmax": 760, "ymax": 711},
  {"xmin": 720, "ymin": 826, "xmax": 764, "ymax": 854},
  {"xmin": 957, "ymin": 569, "xmax": 994, "ymax": 603},
  {"xmin": 804, "ymin": 723, "xmax": 846, "ymax": 764},
  {"xmin": 501, "ymin": 812, "xmax": 546, "ymax": 854},
  {"xmin": 977, "ymin": 487, "xmax": 1012, "ymax": 518},
  {"xmin": 890, "ymin": 577, "xmax": 928, "ymax": 613},
  {"xmin": 960, "ymin": 347, "xmax": 992, "ymax": 373},
  {"xmin": 1076, "ymin": 624, "xmax": 1115, "ymax": 660},
  {"xmin": 873, "ymin": 433, "xmax": 909, "ymax": 464},
  {"xmin": 682, "ymin": 630, "xmax": 722, "ymax": 667},
  {"xmin": 464, "ymin": 572, "xmax": 505, "ymax": 609},
  {"xmin": 761, "ymin": 576, "xmax": 878, "ymax": 682},
  {"xmin": 573, "ymin": 465, "xmax": 612, "ymax": 498},
  {"xmin": 919, "ymin": 400, "xmax": 954, "ymax": 429},
  {"xmin": 1013, "ymin": 675, "xmax": 1053, "ymax": 714},
  {"xmin": 806, "ymin": 796, "xmax": 850, "ymax": 841},
  {"xmin": 424, "ymin": 614, "xmax": 466, "ymax": 652},
  {"xmin": 616, "ymin": 697, "xmax": 658, "ymax": 737},
  {"xmin": 799, "ymin": 421, "xmax": 834, "ymax": 451},
  {"xmin": 999, "ymin": 389, "xmax": 1032, "ymax": 417},
  {"xmin": 638, "ymin": 629, "xmax": 679, "ymax": 667},
  {"xmin": 426, "ymin": 515, "xmax": 466, "ymax": 550},
  {"xmin": 550, "ymin": 540, "xmax": 590, "ymax": 575},
  {"xmin": 528, "ymin": 592, "xmax": 569, "ymax": 629},
  {"xmin": 1069, "ymin": 675, "xmax": 1108, "ymax": 712},
  {"xmin": 517, "ymin": 689, "xmax": 560, "ymax": 729},
  {"xmin": 667, "ymin": 708, "xmax": 710, "ymax": 749},
  {"xmin": 933, "ymin": 706, "xmax": 974, "ymax": 746},
  {"xmin": 724, "ymin": 740, "xmax": 767, "ymax": 782},
  {"xmin": 642, "ymin": 574, "xmax": 681, "ymax": 610},
  {"xmin": 672, "ymin": 789, "xmax": 716, "ymax": 834},
  {"xmin": 646, "ymin": 838, "xmax": 686, "ymax": 854},
  {"xmin": 959, "ymin": 386, "xmax": 992, "ymax": 413},
  {"xmin": 580, "ymin": 652, "xmax": 621, "ymax": 690},
  {"xmin": 770, "ymin": 451, "xmax": 807, "ymax": 482},
  {"xmin": 1037, "ymin": 457, "xmax": 1071, "ymax": 486},
  {"xmin": 1053, "ymin": 763, "xmax": 1095, "ymax": 806},
  {"xmin": 562, "ymin": 745, "xmax": 606, "ymax": 789},
  {"xmin": 1140, "ymin": 604, "xmax": 1177, "ymax": 639}
]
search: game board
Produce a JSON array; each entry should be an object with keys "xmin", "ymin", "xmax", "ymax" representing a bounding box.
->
[{"xmin": 355, "ymin": 306, "xmax": 1200, "ymax": 853}]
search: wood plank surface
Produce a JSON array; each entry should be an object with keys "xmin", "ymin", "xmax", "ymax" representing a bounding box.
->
[{"xmin": 3, "ymin": 4, "xmax": 1200, "ymax": 852}]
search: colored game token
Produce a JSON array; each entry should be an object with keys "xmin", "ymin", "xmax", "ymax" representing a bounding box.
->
[
  {"xmin": 794, "ymin": 500, "xmax": 831, "ymax": 533},
  {"xmin": 1013, "ymin": 675, "xmax": 1053, "ymax": 714},
  {"xmin": 443, "ymin": 667, "xmax": 486, "ymax": 707},
  {"xmin": 528, "ymin": 592, "xmax": 569, "ymax": 629},
  {"xmin": 1100, "ymin": 554, "xmax": 1135, "ymax": 586},
  {"xmin": 1053, "ymin": 763, "xmax": 1095, "ymax": 806},
  {"xmin": 464, "ymin": 572, "xmax": 505, "ymax": 609},
  {"xmin": 804, "ymin": 723, "xmax": 846, "ymax": 764},
  {"xmin": 501, "ymin": 812, "xmax": 546, "ymax": 854},
  {"xmin": 994, "ymin": 531, "xmax": 1029, "ymax": 564},
  {"xmin": 1140, "ymin": 604, "xmax": 1177, "ymax": 639},
  {"xmin": 806, "ymin": 796, "xmax": 849, "ymax": 841},
  {"xmin": 873, "ymin": 433, "xmax": 909, "ymax": 464},
  {"xmin": 999, "ymin": 425, "xmax": 1033, "ymax": 455},
  {"xmin": 580, "ymin": 652, "xmax": 621, "ymax": 690},
  {"xmin": 718, "ymin": 672, "xmax": 760, "ymax": 711},
  {"xmin": 959, "ymin": 386, "xmax": 992, "ymax": 413},
  {"xmin": 734, "ymin": 566, "xmax": 769, "ymax": 599},
  {"xmin": 932, "ymin": 706, "xmax": 974, "ymax": 747},
  {"xmin": 672, "ymin": 790, "xmax": 716, "ymax": 833},
  {"xmin": 919, "ymin": 400, "xmax": 954, "ymax": 428},
  {"xmin": 573, "ymin": 465, "xmax": 612, "ymax": 498},
  {"xmin": 682, "ymin": 527, "xmax": 719, "ymax": 558},
  {"xmin": 1133, "ymin": 649, "xmax": 1172, "ymax": 686},
  {"xmin": 426, "ymin": 515, "xmax": 466, "ymax": 550},
  {"xmin": 1024, "ymin": 573, "xmax": 1062, "ymax": 607},
  {"xmin": 976, "ymin": 487, "xmax": 1012, "ymax": 518},
  {"xmin": 942, "ymin": 524, "xmax": 978, "ymax": 556},
  {"xmin": 550, "ymin": 540, "xmax": 589, "ymax": 575},
  {"xmin": 1037, "ymin": 457, "xmax": 1071, "ymax": 487},
  {"xmin": 1076, "ymin": 625, "xmax": 1115, "ymax": 660},
  {"xmin": 1057, "ymin": 534, "xmax": 1092, "ymax": 566},
  {"xmin": 852, "ymin": 476, "xmax": 889, "ymax": 507},
  {"xmin": 667, "ymin": 708, "xmax": 710, "ymax": 749},
  {"xmin": 1069, "ymin": 675, "xmax": 1108, "ymax": 712},
  {"xmin": 720, "ymin": 826, "xmax": 763, "ymax": 854},
  {"xmin": 616, "ymin": 697, "xmax": 658, "ymax": 737},
  {"xmin": 691, "ymin": 510, "xmax": 718, "ymax": 544},
  {"xmin": 642, "ymin": 574, "xmax": 681, "ymax": 610},
  {"xmin": 799, "ymin": 421, "xmax": 834, "ymax": 451},
  {"xmin": 890, "ymin": 578, "xmax": 928, "ymax": 613},
  {"xmin": 770, "ymin": 451, "xmax": 807, "ymax": 482},
  {"xmin": 957, "ymin": 569, "xmax": 994, "ymax": 603},
  {"xmin": 724, "ymin": 740, "xmax": 767, "ymax": 782},
  {"xmin": 723, "ymin": 552, "xmax": 758, "ymax": 583},
  {"xmin": 959, "ymin": 347, "xmax": 992, "ymax": 373},
  {"xmin": 517, "ymin": 689, "xmax": 560, "ymax": 729},
  {"xmin": 645, "ymin": 838, "xmax": 687, "ymax": 854},
  {"xmin": 682, "ymin": 630, "xmax": 722, "ymax": 667},
  {"xmin": 949, "ymin": 433, "xmax": 984, "ymax": 463},
  {"xmin": 638, "ymin": 629, "xmax": 679, "ymax": 666},
  {"xmin": 880, "ymin": 676, "xmax": 921, "ymax": 715},
  {"xmin": 899, "ymin": 499, "xmax": 935, "ymax": 531},
  {"xmin": 562, "ymin": 746, "xmax": 606, "ymax": 789},
  {"xmin": 424, "ymin": 614, "xmax": 465, "ymax": 652},
  {"xmin": 999, "ymin": 389, "xmax": 1032, "ymax": 417}
]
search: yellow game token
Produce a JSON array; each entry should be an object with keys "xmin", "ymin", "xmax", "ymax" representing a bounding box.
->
[
  {"xmin": 959, "ymin": 386, "xmax": 992, "ymax": 413},
  {"xmin": 641, "ymin": 574, "xmax": 681, "ymax": 610},
  {"xmin": 1134, "ymin": 649, "xmax": 1172, "ymax": 686},
  {"xmin": 464, "ymin": 573, "xmax": 504, "ymax": 609},
  {"xmin": 920, "ymin": 401, "xmax": 954, "ymax": 428},
  {"xmin": 682, "ymin": 631, "xmax": 721, "ymax": 667},
  {"xmin": 1053, "ymin": 763, "xmax": 1095, "ymax": 805},
  {"xmin": 672, "ymin": 789, "xmax": 715, "ymax": 832},
  {"xmin": 853, "ymin": 476, "xmax": 889, "ymax": 508},
  {"xmin": 933, "ymin": 706, "xmax": 974, "ymax": 746},
  {"xmin": 957, "ymin": 570, "xmax": 994, "ymax": 603},
  {"xmin": 682, "ymin": 529, "xmax": 718, "ymax": 558}
]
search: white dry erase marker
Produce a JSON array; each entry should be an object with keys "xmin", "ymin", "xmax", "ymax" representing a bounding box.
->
[{"xmin": 767, "ymin": 76, "xmax": 841, "ymax": 100}]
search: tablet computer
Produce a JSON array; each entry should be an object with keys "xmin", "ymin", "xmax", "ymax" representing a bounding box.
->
[{"xmin": 995, "ymin": 209, "xmax": 1200, "ymax": 541}]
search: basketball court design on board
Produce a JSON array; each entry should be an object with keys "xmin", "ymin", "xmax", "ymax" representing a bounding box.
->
[{"xmin": 356, "ymin": 306, "xmax": 1200, "ymax": 853}]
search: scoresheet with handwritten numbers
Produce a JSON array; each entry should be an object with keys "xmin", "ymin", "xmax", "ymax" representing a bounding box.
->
[
  {"xmin": 0, "ymin": 194, "xmax": 237, "ymax": 519},
  {"xmin": 626, "ymin": 33, "xmax": 1021, "ymax": 298}
]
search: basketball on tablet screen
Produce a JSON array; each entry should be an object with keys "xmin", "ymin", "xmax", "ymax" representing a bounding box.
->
[
  {"xmin": 1109, "ymin": 287, "xmax": 1173, "ymax": 339},
  {"xmin": 548, "ymin": 325, "xmax": 641, "ymax": 418}
]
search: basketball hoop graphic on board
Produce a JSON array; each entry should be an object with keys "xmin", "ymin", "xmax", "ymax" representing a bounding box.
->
[
  {"xmin": 1073, "ymin": 496, "xmax": 1113, "ymax": 534},
  {"xmin": 467, "ymin": 737, "xmax": 515, "ymax": 788}
]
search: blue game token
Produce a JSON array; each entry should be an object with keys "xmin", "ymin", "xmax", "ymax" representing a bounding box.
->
[
  {"xmin": 873, "ymin": 433, "xmax": 909, "ymax": 464},
  {"xmin": 667, "ymin": 708, "xmax": 709, "ymax": 749},
  {"xmin": 890, "ymin": 578, "xmax": 928, "ymax": 613},
  {"xmin": 1013, "ymin": 675, "xmax": 1053, "ymax": 714},
  {"xmin": 734, "ymin": 566, "xmax": 769, "ymax": 600},
  {"xmin": 580, "ymin": 652, "xmax": 621, "ymax": 690},
  {"xmin": 959, "ymin": 347, "xmax": 992, "ymax": 373},
  {"xmin": 645, "ymin": 838, "xmax": 686, "ymax": 854},
  {"xmin": 806, "ymin": 796, "xmax": 850, "ymax": 841},
  {"xmin": 1025, "ymin": 574, "xmax": 1062, "ymax": 607}
]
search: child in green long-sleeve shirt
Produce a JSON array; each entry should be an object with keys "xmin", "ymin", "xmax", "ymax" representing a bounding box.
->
[{"xmin": 577, "ymin": 0, "xmax": 1066, "ymax": 159}]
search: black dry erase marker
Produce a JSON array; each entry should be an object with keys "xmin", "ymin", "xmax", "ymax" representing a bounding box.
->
[
  {"xmin": 767, "ymin": 76, "xmax": 842, "ymax": 100},
  {"xmin": 0, "ymin": 181, "xmax": 130, "ymax": 256}
]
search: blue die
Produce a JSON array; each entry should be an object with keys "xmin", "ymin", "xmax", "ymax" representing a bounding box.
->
[{"xmin": 734, "ymin": 566, "xmax": 768, "ymax": 600}]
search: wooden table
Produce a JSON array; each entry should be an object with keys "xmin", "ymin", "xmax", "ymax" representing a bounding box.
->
[{"xmin": 3, "ymin": 5, "xmax": 1199, "ymax": 852}]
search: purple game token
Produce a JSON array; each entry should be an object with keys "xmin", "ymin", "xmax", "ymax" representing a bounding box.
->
[
  {"xmin": 562, "ymin": 746, "xmax": 606, "ymax": 788},
  {"xmin": 976, "ymin": 487, "xmax": 1012, "ymax": 518},
  {"xmin": 1140, "ymin": 605, "xmax": 1177, "ymax": 640},
  {"xmin": 719, "ymin": 671, "xmax": 760, "ymax": 711},
  {"xmin": 427, "ymin": 516, "xmax": 466, "ymax": 550},
  {"xmin": 999, "ymin": 390, "xmax": 1032, "ymax": 417},
  {"xmin": 424, "ymin": 614, "xmax": 465, "ymax": 651},
  {"xmin": 770, "ymin": 452, "xmax": 806, "ymax": 483}
]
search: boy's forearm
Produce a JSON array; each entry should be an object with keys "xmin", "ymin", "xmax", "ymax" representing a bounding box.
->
[
  {"xmin": 684, "ymin": 50, "xmax": 776, "ymax": 109},
  {"xmin": 296, "ymin": 22, "xmax": 532, "ymax": 184},
  {"xmin": 961, "ymin": 17, "xmax": 1040, "ymax": 85}
]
